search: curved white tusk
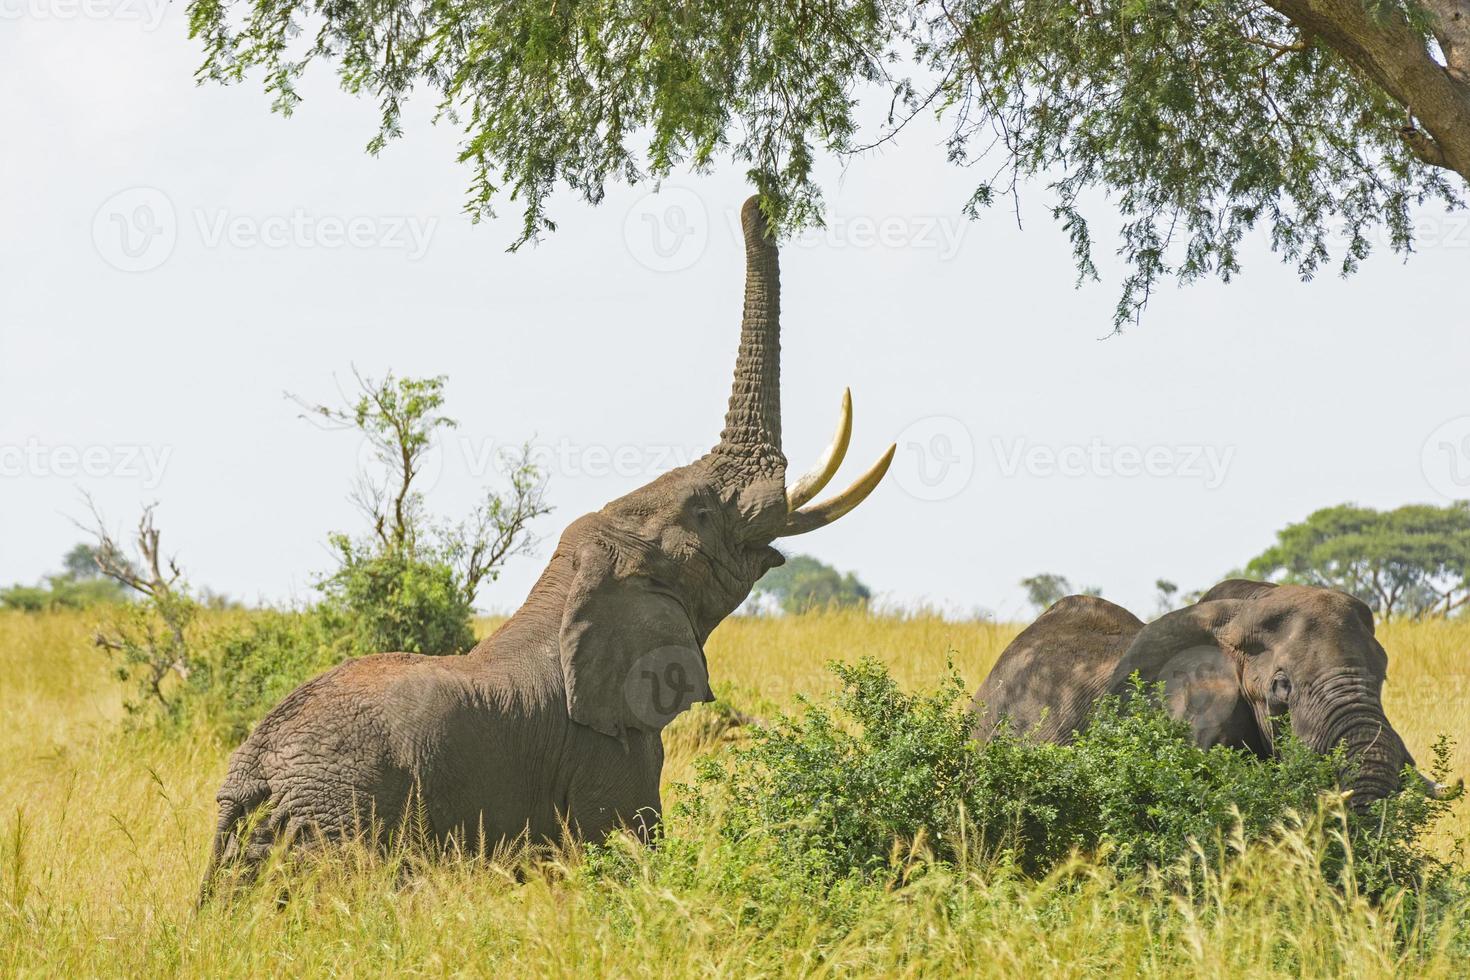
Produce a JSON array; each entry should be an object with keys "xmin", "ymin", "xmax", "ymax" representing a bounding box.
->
[
  {"xmin": 1427, "ymin": 776, "xmax": 1465, "ymax": 801},
  {"xmin": 786, "ymin": 388, "xmax": 853, "ymax": 510},
  {"xmin": 778, "ymin": 443, "xmax": 896, "ymax": 537}
]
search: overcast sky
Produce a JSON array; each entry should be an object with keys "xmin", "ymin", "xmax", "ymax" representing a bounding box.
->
[{"xmin": 4, "ymin": 11, "xmax": 1469, "ymax": 621}]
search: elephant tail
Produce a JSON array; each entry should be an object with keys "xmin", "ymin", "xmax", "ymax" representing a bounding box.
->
[{"xmin": 198, "ymin": 779, "xmax": 271, "ymax": 907}]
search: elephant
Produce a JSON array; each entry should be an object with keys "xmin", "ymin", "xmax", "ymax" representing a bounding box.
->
[
  {"xmin": 202, "ymin": 197, "xmax": 897, "ymax": 895},
  {"xmin": 970, "ymin": 579, "xmax": 1459, "ymax": 807}
]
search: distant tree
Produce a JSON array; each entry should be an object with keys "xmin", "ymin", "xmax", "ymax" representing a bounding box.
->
[
  {"xmin": 1154, "ymin": 579, "xmax": 1180, "ymax": 615},
  {"xmin": 1246, "ymin": 503, "xmax": 1470, "ymax": 618},
  {"xmin": 1021, "ymin": 574, "xmax": 1101, "ymax": 614},
  {"xmin": 0, "ymin": 542, "xmax": 133, "ymax": 612},
  {"xmin": 62, "ymin": 544, "xmax": 103, "ymax": 580},
  {"xmin": 297, "ymin": 370, "xmax": 551, "ymax": 654},
  {"xmin": 751, "ymin": 554, "xmax": 872, "ymax": 615}
]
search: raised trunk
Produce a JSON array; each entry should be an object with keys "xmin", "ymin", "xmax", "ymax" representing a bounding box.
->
[{"xmin": 713, "ymin": 197, "xmax": 786, "ymax": 479}]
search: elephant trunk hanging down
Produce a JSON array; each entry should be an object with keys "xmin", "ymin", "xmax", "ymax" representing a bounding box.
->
[{"xmin": 202, "ymin": 197, "xmax": 896, "ymax": 897}]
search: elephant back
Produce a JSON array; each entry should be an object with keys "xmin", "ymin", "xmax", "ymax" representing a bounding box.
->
[{"xmin": 970, "ymin": 595, "xmax": 1144, "ymax": 744}]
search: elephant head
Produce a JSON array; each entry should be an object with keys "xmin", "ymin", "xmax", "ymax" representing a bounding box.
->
[
  {"xmin": 547, "ymin": 196, "xmax": 895, "ymax": 737},
  {"xmin": 1107, "ymin": 580, "xmax": 1449, "ymax": 807}
]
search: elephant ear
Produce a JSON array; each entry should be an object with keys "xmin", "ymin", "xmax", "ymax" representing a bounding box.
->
[
  {"xmin": 558, "ymin": 535, "xmax": 713, "ymax": 738},
  {"xmin": 1106, "ymin": 600, "xmax": 1260, "ymax": 751},
  {"xmin": 1339, "ymin": 591, "xmax": 1377, "ymax": 635}
]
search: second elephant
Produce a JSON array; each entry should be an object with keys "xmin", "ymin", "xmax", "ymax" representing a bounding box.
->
[{"xmin": 970, "ymin": 579, "xmax": 1452, "ymax": 807}]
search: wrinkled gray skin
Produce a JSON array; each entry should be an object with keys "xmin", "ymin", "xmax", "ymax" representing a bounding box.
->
[
  {"xmin": 971, "ymin": 579, "xmax": 1436, "ymax": 808},
  {"xmin": 204, "ymin": 197, "xmax": 888, "ymax": 896}
]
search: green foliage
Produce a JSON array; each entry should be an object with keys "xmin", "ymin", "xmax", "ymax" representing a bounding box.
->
[
  {"xmin": 751, "ymin": 553, "xmax": 872, "ymax": 614},
  {"xmin": 301, "ymin": 370, "xmax": 550, "ymax": 656},
  {"xmin": 317, "ymin": 535, "xmax": 476, "ymax": 657},
  {"xmin": 188, "ymin": 0, "xmax": 1460, "ymax": 325},
  {"xmin": 182, "ymin": 610, "xmax": 343, "ymax": 743},
  {"xmin": 94, "ymin": 589, "xmax": 199, "ymax": 721},
  {"xmin": 1153, "ymin": 578, "xmax": 1180, "ymax": 615},
  {"xmin": 1020, "ymin": 573, "xmax": 1100, "ymax": 611},
  {"xmin": 688, "ymin": 660, "xmax": 1459, "ymax": 904},
  {"xmin": 1246, "ymin": 502, "xmax": 1470, "ymax": 618},
  {"xmin": 1, "ymin": 544, "xmax": 132, "ymax": 612}
]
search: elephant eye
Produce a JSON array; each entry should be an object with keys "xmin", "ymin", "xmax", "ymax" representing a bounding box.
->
[{"xmin": 1269, "ymin": 673, "xmax": 1292, "ymax": 705}]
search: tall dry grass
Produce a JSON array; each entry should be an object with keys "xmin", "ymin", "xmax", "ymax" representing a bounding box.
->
[{"xmin": 0, "ymin": 608, "xmax": 1466, "ymax": 977}]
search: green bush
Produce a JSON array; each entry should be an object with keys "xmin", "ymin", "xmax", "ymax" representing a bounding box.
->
[
  {"xmin": 182, "ymin": 610, "xmax": 344, "ymax": 743},
  {"xmin": 1, "ymin": 578, "xmax": 129, "ymax": 611},
  {"xmin": 316, "ymin": 535, "xmax": 477, "ymax": 657},
  {"xmin": 686, "ymin": 660, "xmax": 1461, "ymax": 902}
]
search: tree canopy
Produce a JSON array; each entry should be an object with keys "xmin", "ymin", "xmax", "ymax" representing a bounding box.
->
[
  {"xmin": 1246, "ymin": 502, "xmax": 1470, "ymax": 618},
  {"xmin": 0, "ymin": 544, "xmax": 132, "ymax": 612},
  {"xmin": 752, "ymin": 554, "xmax": 873, "ymax": 613},
  {"xmin": 1021, "ymin": 573, "xmax": 1102, "ymax": 611},
  {"xmin": 189, "ymin": 0, "xmax": 1467, "ymax": 325}
]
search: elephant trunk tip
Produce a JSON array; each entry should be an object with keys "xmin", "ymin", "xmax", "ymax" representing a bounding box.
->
[
  {"xmin": 741, "ymin": 196, "xmax": 774, "ymax": 252},
  {"xmin": 715, "ymin": 194, "xmax": 784, "ymax": 471}
]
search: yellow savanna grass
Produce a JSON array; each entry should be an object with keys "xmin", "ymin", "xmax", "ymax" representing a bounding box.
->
[{"xmin": 1, "ymin": 608, "xmax": 1466, "ymax": 977}]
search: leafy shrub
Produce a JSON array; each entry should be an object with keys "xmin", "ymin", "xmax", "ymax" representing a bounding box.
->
[
  {"xmin": 688, "ymin": 659, "xmax": 1460, "ymax": 902},
  {"xmin": 183, "ymin": 610, "xmax": 344, "ymax": 743},
  {"xmin": 317, "ymin": 535, "xmax": 477, "ymax": 657},
  {"xmin": 300, "ymin": 371, "xmax": 550, "ymax": 657}
]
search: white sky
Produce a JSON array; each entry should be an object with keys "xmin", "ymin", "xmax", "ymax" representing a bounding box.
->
[{"xmin": 4, "ymin": 11, "xmax": 1469, "ymax": 621}]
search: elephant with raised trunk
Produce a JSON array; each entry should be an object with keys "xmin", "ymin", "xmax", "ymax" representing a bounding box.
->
[
  {"xmin": 203, "ymin": 197, "xmax": 896, "ymax": 894},
  {"xmin": 971, "ymin": 580, "xmax": 1460, "ymax": 807}
]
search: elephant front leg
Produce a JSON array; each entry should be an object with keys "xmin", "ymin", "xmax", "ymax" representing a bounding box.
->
[{"xmin": 564, "ymin": 731, "xmax": 665, "ymax": 844}]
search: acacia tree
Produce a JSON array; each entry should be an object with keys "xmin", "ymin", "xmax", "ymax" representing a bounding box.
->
[
  {"xmin": 188, "ymin": 0, "xmax": 1465, "ymax": 325},
  {"xmin": 1246, "ymin": 502, "xmax": 1470, "ymax": 617}
]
